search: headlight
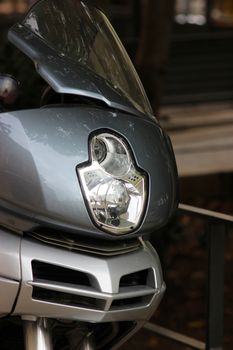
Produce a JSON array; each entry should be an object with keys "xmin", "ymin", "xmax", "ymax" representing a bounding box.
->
[{"xmin": 77, "ymin": 132, "xmax": 148, "ymax": 235}]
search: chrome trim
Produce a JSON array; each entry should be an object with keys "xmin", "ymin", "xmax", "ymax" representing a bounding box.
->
[
  {"xmin": 78, "ymin": 132, "xmax": 148, "ymax": 235},
  {"xmin": 24, "ymin": 318, "xmax": 53, "ymax": 350}
]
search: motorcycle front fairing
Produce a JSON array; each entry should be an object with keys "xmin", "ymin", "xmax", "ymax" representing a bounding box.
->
[
  {"xmin": 0, "ymin": 1, "xmax": 178, "ymax": 349},
  {"xmin": 0, "ymin": 106, "xmax": 177, "ymax": 239},
  {"xmin": 1, "ymin": 0, "xmax": 178, "ymax": 240}
]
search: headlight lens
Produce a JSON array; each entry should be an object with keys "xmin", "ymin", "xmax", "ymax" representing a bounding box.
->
[{"xmin": 77, "ymin": 132, "xmax": 148, "ymax": 235}]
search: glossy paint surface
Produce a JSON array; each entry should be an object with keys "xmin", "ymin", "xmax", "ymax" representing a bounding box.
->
[{"xmin": 0, "ymin": 106, "xmax": 177, "ymax": 238}]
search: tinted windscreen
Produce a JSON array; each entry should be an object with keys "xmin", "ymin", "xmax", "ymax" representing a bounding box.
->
[{"xmin": 23, "ymin": 0, "xmax": 153, "ymax": 116}]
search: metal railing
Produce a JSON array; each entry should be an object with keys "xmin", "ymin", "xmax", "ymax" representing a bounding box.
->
[{"xmin": 144, "ymin": 203, "xmax": 233, "ymax": 350}]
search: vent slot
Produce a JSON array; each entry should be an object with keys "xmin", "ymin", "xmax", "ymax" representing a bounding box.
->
[
  {"xmin": 32, "ymin": 287, "xmax": 106, "ymax": 310},
  {"xmin": 110, "ymin": 295, "xmax": 153, "ymax": 310},
  {"xmin": 27, "ymin": 229, "xmax": 141, "ymax": 256},
  {"xmin": 32, "ymin": 261, "xmax": 91, "ymax": 287},
  {"xmin": 119, "ymin": 269, "xmax": 152, "ymax": 288}
]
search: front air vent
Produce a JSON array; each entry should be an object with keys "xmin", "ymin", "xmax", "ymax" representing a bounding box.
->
[
  {"xmin": 27, "ymin": 229, "xmax": 141, "ymax": 256},
  {"xmin": 30, "ymin": 261, "xmax": 157, "ymax": 312},
  {"xmin": 32, "ymin": 287, "xmax": 106, "ymax": 310},
  {"xmin": 119, "ymin": 268, "xmax": 153, "ymax": 288},
  {"xmin": 110, "ymin": 295, "xmax": 153, "ymax": 310},
  {"xmin": 32, "ymin": 261, "xmax": 91, "ymax": 287},
  {"xmin": 28, "ymin": 255, "xmax": 157, "ymax": 314}
]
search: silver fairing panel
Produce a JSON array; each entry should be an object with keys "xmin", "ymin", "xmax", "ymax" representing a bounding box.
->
[
  {"xmin": 0, "ymin": 226, "xmax": 165, "ymax": 348},
  {"xmin": 0, "ymin": 225, "xmax": 164, "ymax": 321},
  {"xmin": 0, "ymin": 228, "xmax": 21, "ymax": 316},
  {"xmin": 14, "ymin": 237, "xmax": 165, "ymax": 322},
  {"xmin": 0, "ymin": 106, "xmax": 177, "ymax": 239}
]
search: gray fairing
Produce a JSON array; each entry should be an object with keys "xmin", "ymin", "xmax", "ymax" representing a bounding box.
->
[{"xmin": 0, "ymin": 106, "xmax": 177, "ymax": 239}]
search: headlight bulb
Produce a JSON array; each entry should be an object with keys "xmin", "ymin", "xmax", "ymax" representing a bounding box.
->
[
  {"xmin": 77, "ymin": 132, "xmax": 148, "ymax": 235},
  {"xmin": 93, "ymin": 138, "xmax": 107, "ymax": 163}
]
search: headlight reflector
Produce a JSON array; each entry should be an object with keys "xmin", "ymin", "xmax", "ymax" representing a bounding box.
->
[{"xmin": 77, "ymin": 132, "xmax": 148, "ymax": 235}]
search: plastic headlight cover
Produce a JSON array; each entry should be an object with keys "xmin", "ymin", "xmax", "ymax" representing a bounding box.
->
[{"xmin": 77, "ymin": 132, "xmax": 148, "ymax": 235}]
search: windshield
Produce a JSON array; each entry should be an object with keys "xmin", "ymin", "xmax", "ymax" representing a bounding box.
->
[{"xmin": 23, "ymin": 0, "xmax": 153, "ymax": 116}]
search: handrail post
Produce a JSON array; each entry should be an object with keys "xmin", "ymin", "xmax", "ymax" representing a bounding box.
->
[{"xmin": 206, "ymin": 222, "xmax": 225, "ymax": 350}]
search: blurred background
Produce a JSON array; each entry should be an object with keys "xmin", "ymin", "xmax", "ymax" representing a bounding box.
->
[{"xmin": 1, "ymin": 0, "xmax": 233, "ymax": 349}]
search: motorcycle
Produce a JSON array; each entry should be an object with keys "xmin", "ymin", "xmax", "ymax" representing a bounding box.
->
[{"xmin": 0, "ymin": 0, "xmax": 178, "ymax": 349}]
